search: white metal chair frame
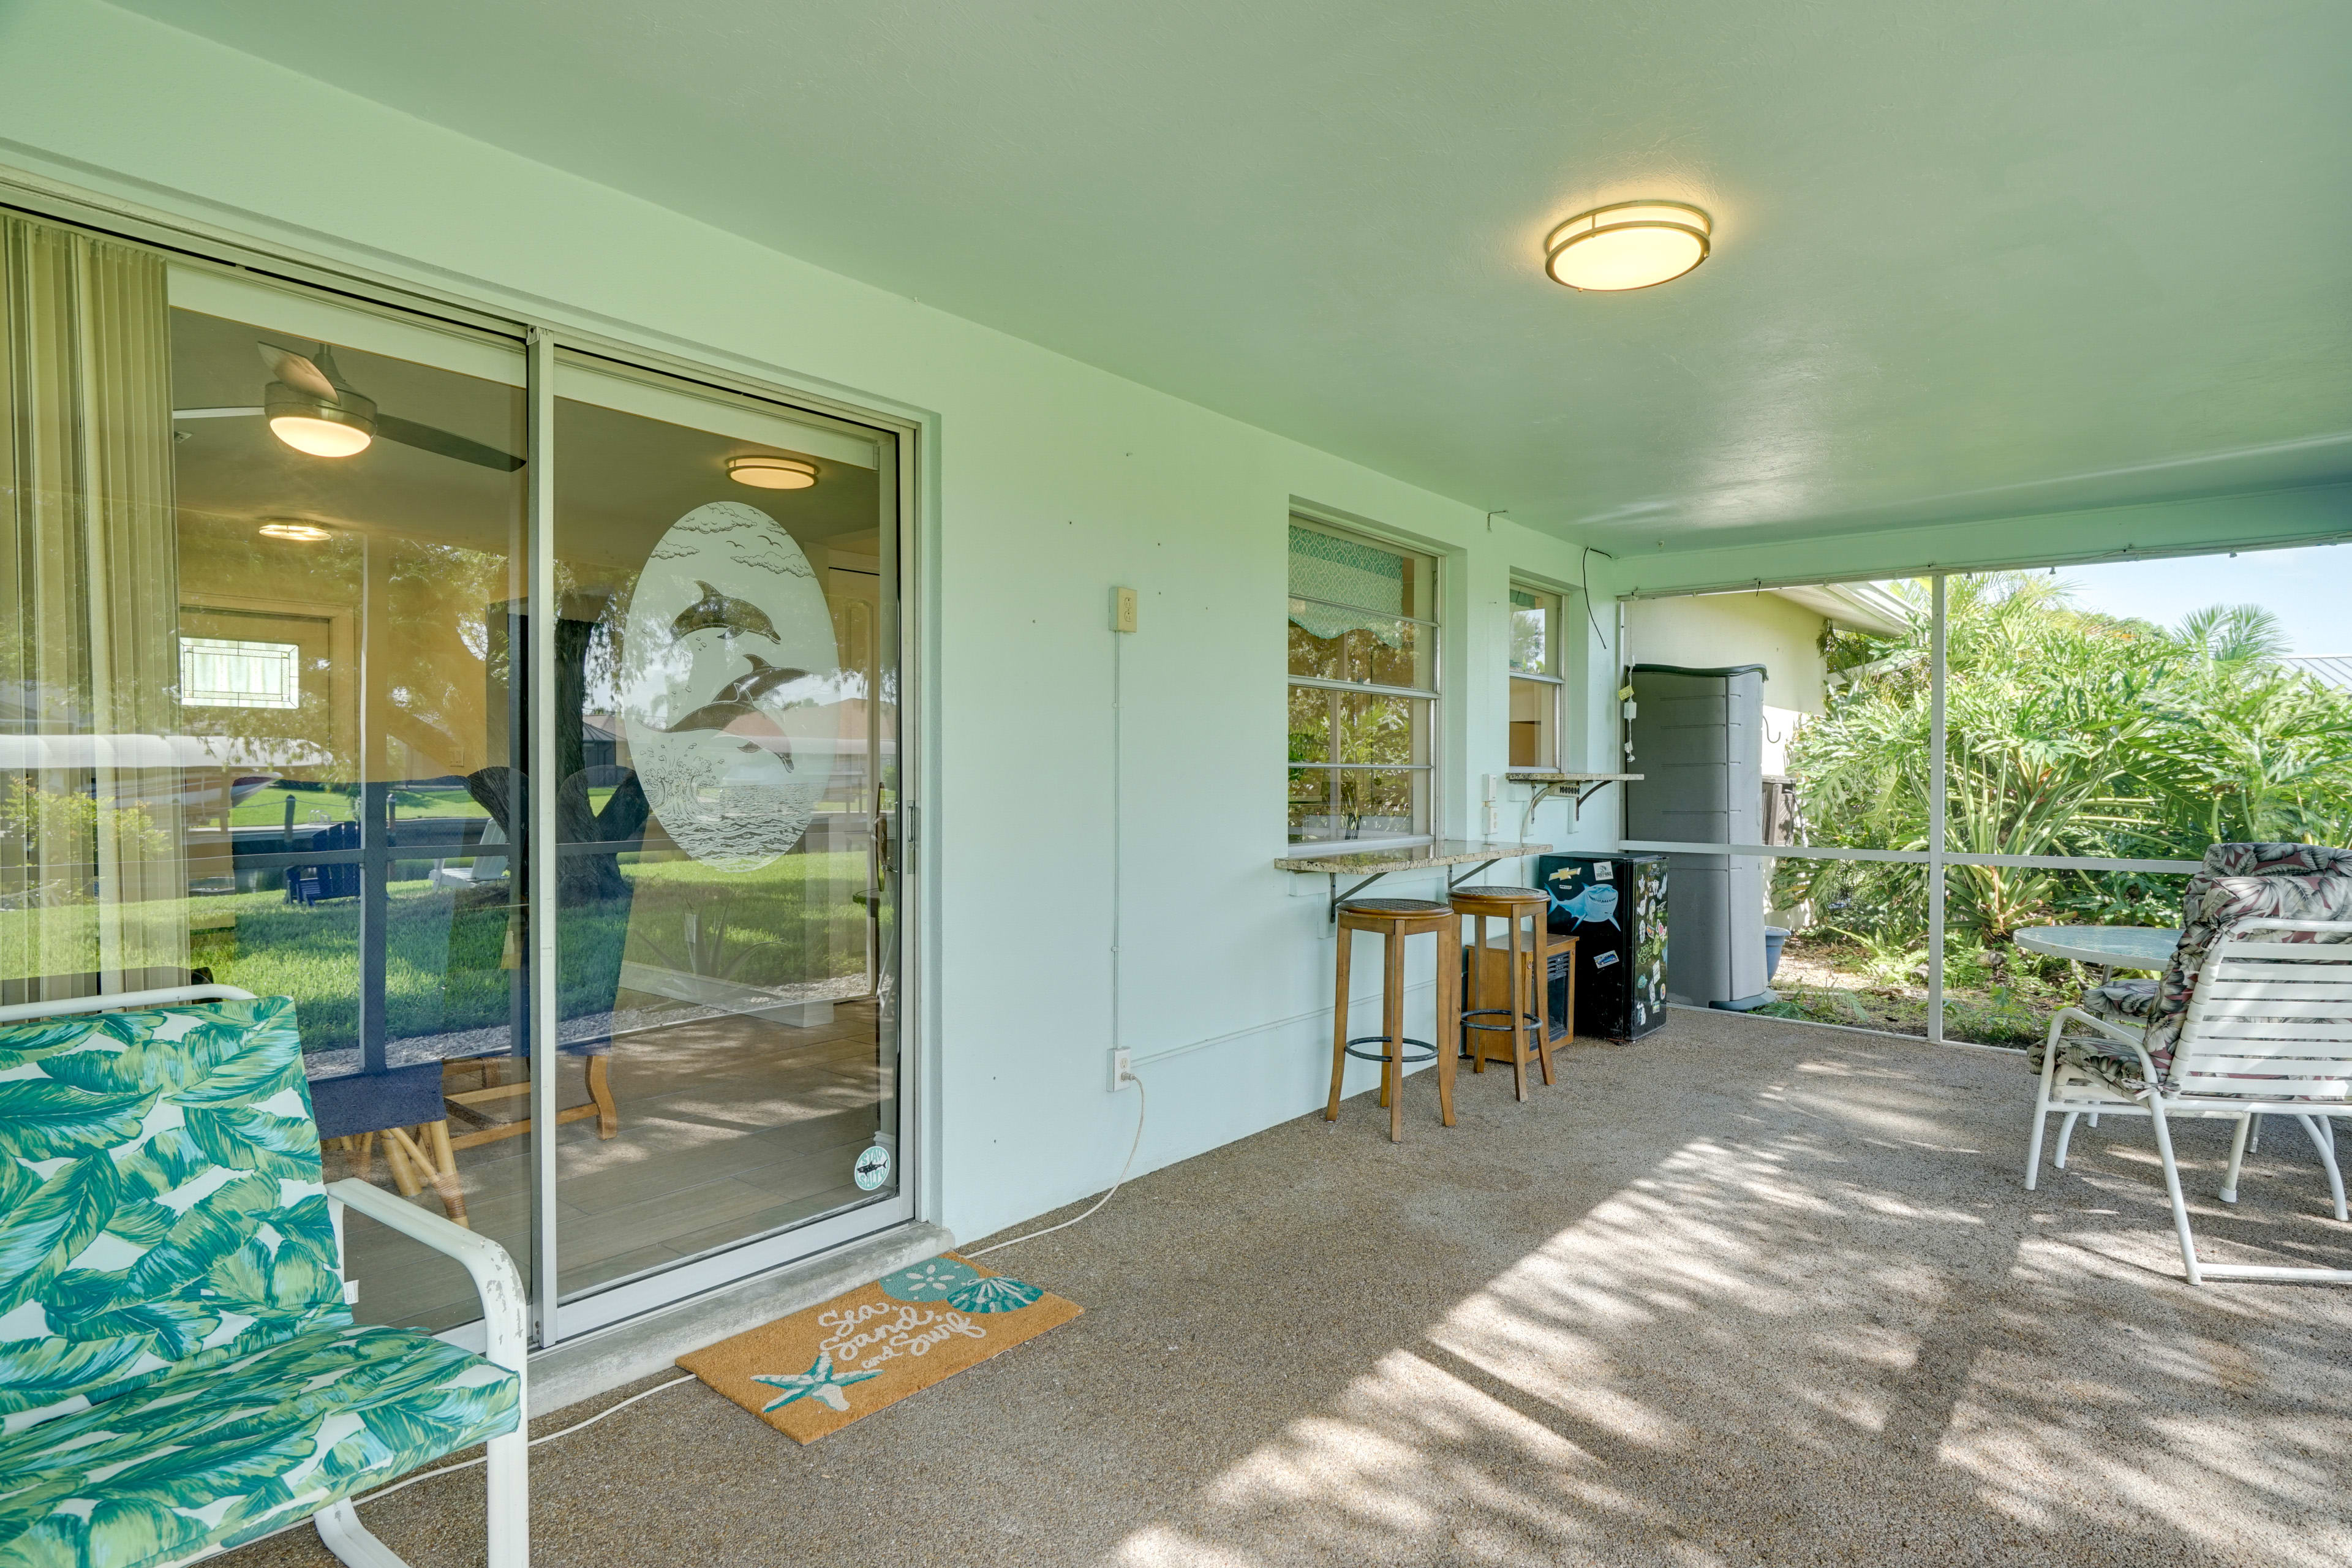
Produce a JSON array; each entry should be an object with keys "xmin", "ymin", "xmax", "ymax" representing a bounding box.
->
[
  {"xmin": 2026, "ymin": 918, "xmax": 2352, "ymax": 1286},
  {"xmin": 0, "ymin": 985, "xmax": 528, "ymax": 1567}
]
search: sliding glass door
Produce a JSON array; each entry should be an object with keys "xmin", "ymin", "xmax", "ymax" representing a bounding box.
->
[
  {"xmin": 545, "ymin": 352, "xmax": 900, "ymax": 1331},
  {"xmin": 0, "ymin": 209, "xmax": 907, "ymax": 1344}
]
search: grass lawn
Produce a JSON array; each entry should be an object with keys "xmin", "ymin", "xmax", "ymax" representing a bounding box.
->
[
  {"xmin": 1754, "ymin": 932, "xmax": 2125, "ymax": 1049},
  {"xmin": 6, "ymin": 849, "xmax": 874, "ymax": 1059}
]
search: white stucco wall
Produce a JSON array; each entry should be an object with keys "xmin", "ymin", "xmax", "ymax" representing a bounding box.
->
[{"xmin": 1623, "ymin": 592, "xmax": 1832, "ymax": 716}]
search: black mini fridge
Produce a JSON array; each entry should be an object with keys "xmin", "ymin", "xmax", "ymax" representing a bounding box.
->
[{"xmin": 1537, "ymin": 853, "xmax": 1670, "ymax": 1041}]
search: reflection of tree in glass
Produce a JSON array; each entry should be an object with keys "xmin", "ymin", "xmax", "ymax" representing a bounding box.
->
[
  {"xmin": 1510, "ymin": 603, "xmax": 1547, "ymax": 674},
  {"xmin": 1338, "ymin": 769, "xmax": 1412, "ymax": 837},
  {"xmin": 1339, "ymin": 694, "xmax": 1414, "ymax": 769},
  {"xmin": 383, "ymin": 540, "xmax": 519, "ymax": 779},
  {"xmin": 1288, "ymin": 623, "xmax": 1339, "ymax": 682},
  {"xmin": 1287, "ymin": 686, "xmax": 1329, "ymax": 766},
  {"xmin": 0, "ymin": 781, "xmax": 170, "ymax": 907}
]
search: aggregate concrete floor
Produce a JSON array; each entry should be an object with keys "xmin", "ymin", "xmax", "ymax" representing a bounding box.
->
[{"xmin": 229, "ymin": 1011, "xmax": 2352, "ymax": 1567}]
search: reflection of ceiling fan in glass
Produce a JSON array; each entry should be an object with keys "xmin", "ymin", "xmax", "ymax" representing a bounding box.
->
[{"xmin": 171, "ymin": 342, "xmax": 524, "ymax": 470}]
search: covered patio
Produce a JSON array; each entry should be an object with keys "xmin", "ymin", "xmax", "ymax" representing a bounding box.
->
[
  {"xmin": 234, "ymin": 1010, "xmax": 2352, "ymax": 1567},
  {"xmin": 0, "ymin": 2, "xmax": 2347, "ymax": 1565}
]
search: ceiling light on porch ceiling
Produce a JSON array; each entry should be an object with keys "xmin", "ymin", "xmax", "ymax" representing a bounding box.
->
[
  {"xmin": 728, "ymin": 455, "xmax": 819, "ymax": 491},
  {"xmin": 1544, "ymin": 201, "xmax": 1711, "ymax": 292},
  {"xmin": 257, "ymin": 519, "xmax": 334, "ymax": 542}
]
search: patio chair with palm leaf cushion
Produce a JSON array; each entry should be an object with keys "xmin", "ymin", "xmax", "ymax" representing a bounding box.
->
[
  {"xmin": 2027, "ymin": 842, "xmax": 2352, "ymax": 1090},
  {"xmin": 2025, "ymin": 845, "xmax": 2352, "ymax": 1284},
  {"xmin": 0, "ymin": 986, "xmax": 528, "ymax": 1567},
  {"xmin": 2081, "ymin": 976, "xmax": 2160, "ymax": 1022}
]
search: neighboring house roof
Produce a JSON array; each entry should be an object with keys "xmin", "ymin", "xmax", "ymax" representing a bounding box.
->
[
  {"xmin": 1768, "ymin": 582, "xmax": 1912, "ymax": 638},
  {"xmin": 2288, "ymin": 655, "xmax": 2352, "ymax": 691}
]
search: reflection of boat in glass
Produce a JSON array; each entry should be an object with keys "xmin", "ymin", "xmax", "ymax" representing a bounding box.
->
[{"xmin": 0, "ymin": 731, "xmax": 327, "ymax": 811}]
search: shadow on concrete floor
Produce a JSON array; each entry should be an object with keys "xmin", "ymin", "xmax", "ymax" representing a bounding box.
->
[{"xmin": 230, "ymin": 1010, "xmax": 2352, "ymax": 1568}]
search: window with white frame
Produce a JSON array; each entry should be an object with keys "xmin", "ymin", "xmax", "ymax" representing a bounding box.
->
[
  {"xmin": 1286, "ymin": 519, "xmax": 1437, "ymax": 848},
  {"xmin": 1508, "ymin": 585, "xmax": 1564, "ymax": 770},
  {"xmin": 178, "ymin": 636, "xmax": 301, "ymax": 709}
]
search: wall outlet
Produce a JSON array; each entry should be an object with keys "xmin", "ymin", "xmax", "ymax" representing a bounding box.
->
[
  {"xmin": 1109, "ymin": 1047, "xmax": 1134, "ymax": 1091},
  {"xmin": 1112, "ymin": 586, "xmax": 1138, "ymax": 633}
]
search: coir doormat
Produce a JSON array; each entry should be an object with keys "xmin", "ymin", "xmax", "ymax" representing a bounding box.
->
[{"xmin": 676, "ymin": 1253, "xmax": 1079, "ymax": 1443}]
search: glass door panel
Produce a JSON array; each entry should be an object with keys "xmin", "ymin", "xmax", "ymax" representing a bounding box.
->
[
  {"xmin": 167, "ymin": 271, "xmax": 533, "ymax": 1332},
  {"xmin": 0, "ymin": 244, "xmax": 538, "ymax": 1334},
  {"xmin": 551, "ymin": 353, "xmax": 899, "ymax": 1310}
]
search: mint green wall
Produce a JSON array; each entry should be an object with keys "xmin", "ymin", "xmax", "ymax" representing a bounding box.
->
[{"xmin": 0, "ymin": 0, "xmax": 1622, "ymax": 1245}]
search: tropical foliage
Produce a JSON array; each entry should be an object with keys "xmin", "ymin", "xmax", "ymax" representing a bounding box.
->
[
  {"xmin": 1780, "ymin": 575, "xmax": 2352, "ymax": 951},
  {"xmin": 0, "ymin": 998, "xmax": 347, "ymax": 1420},
  {"xmin": 0, "ymin": 1322, "xmax": 519, "ymax": 1567}
]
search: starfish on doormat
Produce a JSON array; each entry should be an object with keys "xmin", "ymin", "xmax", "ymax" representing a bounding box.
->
[{"xmin": 752, "ymin": 1352, "xmax": 882, "ymax": 1414}]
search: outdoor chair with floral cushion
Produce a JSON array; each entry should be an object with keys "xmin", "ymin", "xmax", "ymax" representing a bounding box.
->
[
  {"xmin": 0, "ymin": 984, "xmax": 529, "ymax": 1567},
  {"xmin": 2025, "ymin": 843, "xmax": 2352, "ymax": 1284}
]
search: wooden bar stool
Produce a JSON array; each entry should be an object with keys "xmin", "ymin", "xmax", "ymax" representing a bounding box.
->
[
  {"xmin": 1326, "ymin": 897, "xmax": 1460, "ymax": 1142},
  {"xmin": 1451, "ymin": 884, "xmax": 1553, "ymax": 1101}
]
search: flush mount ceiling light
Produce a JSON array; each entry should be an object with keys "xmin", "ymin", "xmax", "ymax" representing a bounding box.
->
[
  {"xmin": 728, "ymin": 455, "xmax": 820, "ymax": 491},
  {"xmin": 257, "ymin": 519, "xmax": 334, "ymax": 542},
  {"xmin": 1544, "ymin": 201, "xmax": 1711, "ymax": 292}
]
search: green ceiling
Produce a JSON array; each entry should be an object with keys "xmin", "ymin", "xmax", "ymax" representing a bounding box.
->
[{"xmin": 111, "ymin": 0, "xmax": 2352, "ymax": 552}]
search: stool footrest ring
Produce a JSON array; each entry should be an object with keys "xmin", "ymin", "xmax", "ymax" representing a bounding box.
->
[
  {"xmin": 1460, "ymin": 1008, "xmax": 1541, "ymax": 1035},
  {"xmin": 1345, "ymin": 1034, "xmax": 1438, "ymax": 1066}
]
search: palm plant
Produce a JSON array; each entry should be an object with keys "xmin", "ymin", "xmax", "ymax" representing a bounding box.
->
[
  {"xmin": 1785, "ymin": 576, "xmax": 2352, "ymax": 952},
  {"xmin": 2120, "ymin": 608, "xmax": 2352, "ymax": 848}
]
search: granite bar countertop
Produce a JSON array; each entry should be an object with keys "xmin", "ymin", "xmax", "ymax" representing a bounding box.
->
[{"xmin": 1273, "ymin": 839, "xmax": 1551, "ymax": 874}]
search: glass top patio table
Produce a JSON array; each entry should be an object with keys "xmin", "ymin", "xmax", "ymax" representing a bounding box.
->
[{"xmin": 2014, "ymin": 925, "xmax": 2180, "ymax": 974}]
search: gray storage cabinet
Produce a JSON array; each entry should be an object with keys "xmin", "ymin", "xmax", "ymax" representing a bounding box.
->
[{"xmin": 1625, "ymin": 663, "xmax": 1774, "ymax": 1011}]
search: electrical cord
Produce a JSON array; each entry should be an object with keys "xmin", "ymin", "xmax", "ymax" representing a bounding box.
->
[
  {"xmin": 969, "ymin": 602, "xmax": 1153, "ymax": 1264},
  {"xmin": 344, "ymin": 600, "xmax": 1136, "ymax": 1513},
  {"xmin": 347, "ymin": 1078, "xmax": 1148, "ymax": 1509},
  {"xmin": 969, "ymin": 1075, "xmax": 1147, "ymax": 1257},
  {"xmin": 346, "ymin": 1065, "xmax": 1140, "ymax": 1506},
  {"xmin": 1580, "ymin": 545, "xmax": 1615, "ymax": 653},
  {"xmin": 347, "ymin": 1371, "xmax": 699, "ymax": 1508},
  {"xmin": 358, "ymin": 1072, "xmax": 1145, "ymax": 1515}
]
